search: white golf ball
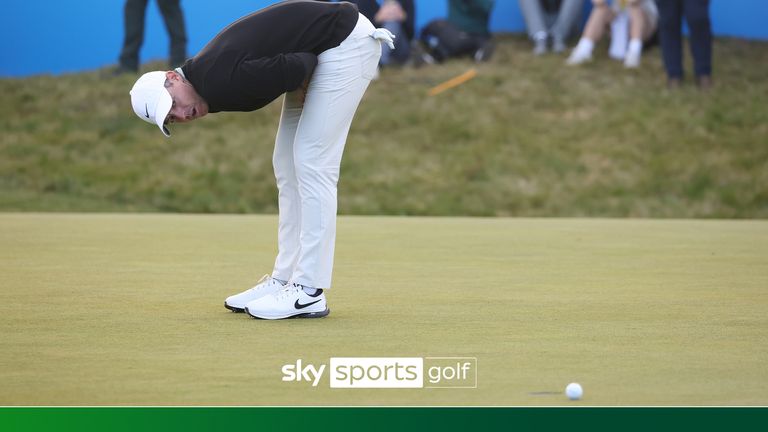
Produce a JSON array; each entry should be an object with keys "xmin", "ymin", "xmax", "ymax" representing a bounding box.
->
[{"xmin": 565, "ymin": 383, "xmax": 583, "ymax": 400}]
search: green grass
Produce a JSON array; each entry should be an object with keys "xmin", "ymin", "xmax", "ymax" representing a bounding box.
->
[
  {"xmin": 1, "ymin": 213, "xmax": 766, "ymax": 405},
  {"xmin": 1, "ymin": 36, "xmax": 767, "ymax": 217}
]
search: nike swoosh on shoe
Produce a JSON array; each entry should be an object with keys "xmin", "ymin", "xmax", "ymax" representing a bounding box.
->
[{"xmin": 294, "ymin": 299, "xmax": 322, "ymax": 310}]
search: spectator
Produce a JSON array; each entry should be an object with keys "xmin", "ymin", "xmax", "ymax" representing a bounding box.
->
[
  {"xmin": 417, "ymin": 0, "xmax": 496, "ymax": 64},
  {"xmin": 519, "ymin": 0, "xmax": 585, "ymax": 55},
  {"xmin": 566, "ymin": 0, "xmax": 658, "ymax": 68},
  {"xmin": 351, "ymin": 0, "xmax": 415, "ymax": 66},
  {"xmin": 657, "ymin": 0, "xmax": 712, "ymax": 89},
  {"xmin": 116, "ymin": 0, "xmax": 187, "ymax": 74}
]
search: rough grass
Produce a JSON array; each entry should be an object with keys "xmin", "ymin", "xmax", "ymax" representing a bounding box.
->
[
  {"xmin": 1, "ymin": 36, "xmax": 767, "ymax": 217},
  {"xmin": 1, "ymin": 213, "xmax": 766, "ymax": 405}
]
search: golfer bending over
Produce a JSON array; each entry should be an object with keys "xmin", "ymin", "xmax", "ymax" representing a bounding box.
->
[{"xmin": 129, "ymin": 1, "xmax": 393, "ymax": 320}]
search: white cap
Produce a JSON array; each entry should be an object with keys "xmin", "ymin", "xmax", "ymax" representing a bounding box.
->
[{"xmin": 129, "ymin": 71, "xmax": 173, "ymax": 137}]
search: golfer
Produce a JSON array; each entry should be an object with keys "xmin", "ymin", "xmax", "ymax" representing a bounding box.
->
[{"xmin": 129, "ymin": 1, "xmax": 393, "ymax": 319}]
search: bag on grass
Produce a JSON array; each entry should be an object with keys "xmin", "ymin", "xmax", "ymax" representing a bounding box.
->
[{"xmin": 419, "ymin": 19, "xmax": 479, "ymax": 62}]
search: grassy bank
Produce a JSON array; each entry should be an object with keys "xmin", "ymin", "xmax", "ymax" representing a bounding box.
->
[{"xmin": 1, "ymin": 36, "xmax": 766, "ymax": 217}]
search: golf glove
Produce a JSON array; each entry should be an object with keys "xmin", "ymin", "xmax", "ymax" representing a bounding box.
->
[{"xmin": 370, "ymin": 28, "xmax": 396, "ymax": 49}]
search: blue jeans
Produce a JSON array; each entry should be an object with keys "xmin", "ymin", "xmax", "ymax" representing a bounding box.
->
[{"xmin": 658, "ymin": 0, "xmax": 712, "ymax": 79}]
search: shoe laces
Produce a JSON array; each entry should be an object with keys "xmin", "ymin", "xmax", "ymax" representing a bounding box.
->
[
  {"xmin": 249, "ymin": 274, "xmax": 272, "ymax": 291},
  {"xmin": 275, "ymin": 282, "xmax": 302, "ymax": 300}
]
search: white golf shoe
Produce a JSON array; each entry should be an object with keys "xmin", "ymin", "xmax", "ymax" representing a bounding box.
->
[
  {"xmin": 224, "ymin": 275, "xmax": 285, "ymax": 313},
  {"xmin": 245, "ymin": 283, "xmax": 329, "ymax": 320}
]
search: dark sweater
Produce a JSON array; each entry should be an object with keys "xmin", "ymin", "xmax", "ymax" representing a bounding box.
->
[{"xmin": 181, "ymin": 1, "xmax": 359, "ymax": 113}]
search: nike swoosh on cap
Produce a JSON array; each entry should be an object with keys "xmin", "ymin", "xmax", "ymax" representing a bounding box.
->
[
  {"xmin": 294, "ymin": 299, "xmax": 321, "ymax": 310},
  {"xmin": 144, "ymin": 104, "xmax": 150, "ymax": 119}
]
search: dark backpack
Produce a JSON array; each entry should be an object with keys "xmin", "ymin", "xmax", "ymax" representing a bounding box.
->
[{"xmin": 420, "ymin": 19, "xmax": 480, "ymax": 62}]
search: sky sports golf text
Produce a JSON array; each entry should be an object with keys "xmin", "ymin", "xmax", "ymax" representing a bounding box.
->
[{"xmin": 282, "ymin": 358, "xmax": 478, "ymax": 388}]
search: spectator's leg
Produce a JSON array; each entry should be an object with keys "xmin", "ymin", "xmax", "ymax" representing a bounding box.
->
[
  {"xmin": 518, "ymin": 0, "xmax": 549, "ymax": 54},
  {"xmin": 628, "ymin": 4, "xmax": 648, "ymax": 41},
  {"xmin": 623, "ymin": 3, "xmax": 648, "ymax": 68},
  {"xmin": 683, "ymin": 0, "xmax": 712, "ymax": 82},
  {"xmin": 567, "ymin": 3, "xmax": 612, "ymax": 65},
  {"xmin": 658, "ymin": 0, "xmax": 684, "ymax": 80},
  {"xmin": 550, "ymin": 0, "xmax": 584, "ymax": 51},
  {"xmin": 582, "ymin": 2, "xmax": 613, "ymax": 43},
  {"xmin": 118, "ymin": 0, "xmax": 149, "ymax": 71},
  {"xmin": 157, "ymin": 0, "xmax": 188, "ymax": 68},
  {"xmin": 381, "ymin": 21, "xmax": 410, "ymax": 65}
]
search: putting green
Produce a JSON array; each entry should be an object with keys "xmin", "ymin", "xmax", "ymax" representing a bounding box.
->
[{"xmin": 1, "ymin": 213, "xmax": 766, "ymax": 406}]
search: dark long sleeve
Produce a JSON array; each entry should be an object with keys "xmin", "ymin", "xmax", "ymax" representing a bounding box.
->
[
  {"xmin": 239, "ymin": 52, "xmax": 318, "ymax": 95},
  {"xmin": 181, "ymin": 1, "xmax": 358, "ymax": 113}
]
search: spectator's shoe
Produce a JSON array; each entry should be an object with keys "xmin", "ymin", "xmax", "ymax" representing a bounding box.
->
[
  {"xmin": 697, "ymin": 75, "xmax": 713, "ymax": 90},
  {"xmin": 421, "ymin": 52, "xmax": 437, "ymax": 65},
  {"xmin": 667, "ymin": 78, "xmax": 682, "ymax": 89},
  {"xmin": 224, "ymin": 275, "xmax": 285, "ymax": 313},
  {"xmin": 474, "ymin": 39, "xmax": 496, "ymax": 62},
  {"xmin": 566, "ymin": 49, "xmax": 592, "ymax": 66},
  {"xmin": 245, "ymin": 283, "xmax": 329, "ymax": 320},
  {"xmin": 623, "ymin": 50, "xmax": 641, "ymax": 68},
  {"xmin": 552, "ymin": 37, "xmax": 567, "ymax": 54},
  {"xmin": 533, "ymin": 39, "xmax": 548, "ymax": 56}
]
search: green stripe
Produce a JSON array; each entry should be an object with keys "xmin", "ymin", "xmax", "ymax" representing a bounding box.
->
[{"xmin": 1, "ymin": 407, "xmax": 767, "ymax": 432}]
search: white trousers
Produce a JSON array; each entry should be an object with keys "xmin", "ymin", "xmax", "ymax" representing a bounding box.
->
[{"xmin": 271, "ymin": 14, "xmax": 381, "ymax": 289}]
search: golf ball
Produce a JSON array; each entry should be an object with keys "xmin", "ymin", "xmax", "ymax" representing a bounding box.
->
[{"xmin": 565, "ymin": 383, "xmax": 583, "ymax": 400}]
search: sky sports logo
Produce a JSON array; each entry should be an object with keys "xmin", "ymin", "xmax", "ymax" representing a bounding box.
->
[{"xmin": 281, "ymin": 357, "xmax": 477, "ymax": 389}]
